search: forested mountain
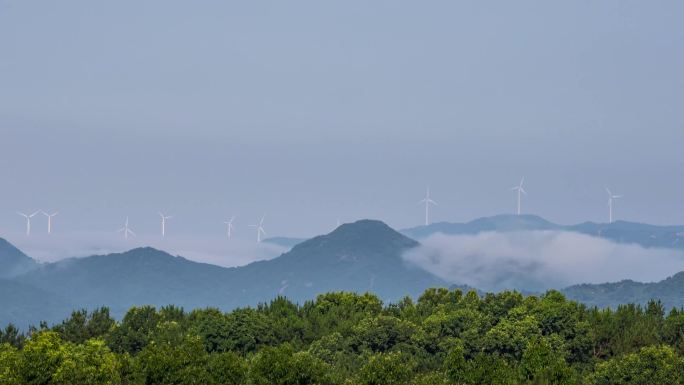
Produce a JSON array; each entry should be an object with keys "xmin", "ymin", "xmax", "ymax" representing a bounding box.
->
[
  {"xmin": 402, "ymin": 214, "xmax": 684, "ymax": 249},
  {"xmin": 1, "ymin": 220, "xmax": 445, "ymax": 328},
  {"xmin": 0, "ymin": 237, "xmax": 38, "ymax": 278},
  {"xmin": 563, "ymin": 272, "xmax": 684, "ymax": 309},
  {"xmin": 4, "ymin": 217, "xmax": 684, "ymax": 330},
  {"xmin": 3, "ymin": 289, "xmax": 684, "ymax": 384}
]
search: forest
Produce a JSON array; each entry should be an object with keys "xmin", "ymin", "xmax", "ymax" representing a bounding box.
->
[{"xmin": 2, "ymin": 288, "xmax": 684, "ymax": 385}]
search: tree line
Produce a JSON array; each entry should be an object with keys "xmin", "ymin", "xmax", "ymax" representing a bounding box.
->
[{"xmin": 2, "ymin": 288, "xmax": 684, "ymax": 384}]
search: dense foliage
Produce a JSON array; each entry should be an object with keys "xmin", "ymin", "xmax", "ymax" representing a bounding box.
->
[{"xmin": 2, "ymin": 288, "xmax": 684, "ymax": 384}]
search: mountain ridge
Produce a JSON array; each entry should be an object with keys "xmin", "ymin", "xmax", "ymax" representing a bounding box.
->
[
  {"xmin": 1, "ymin": 220, "xmax": 445, "ymax": 328},
  {"xmin": 401, "ymin": 214, "xmax": 684, "ymax": 250}
]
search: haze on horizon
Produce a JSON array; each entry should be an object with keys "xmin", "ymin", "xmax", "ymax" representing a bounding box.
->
[{"xmin": 1, "ymin": 0, "xmax": 683, "ymax": 242}]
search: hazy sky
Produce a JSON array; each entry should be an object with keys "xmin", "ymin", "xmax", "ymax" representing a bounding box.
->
[{"xmin": 1, "ymin": 0, "xmax": 683, "ymax": 244}]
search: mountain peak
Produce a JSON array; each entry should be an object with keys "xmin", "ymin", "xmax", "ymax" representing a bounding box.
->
[{"xmin": 290, "ymin": 219, "xmax": 418, "ymax": 255}]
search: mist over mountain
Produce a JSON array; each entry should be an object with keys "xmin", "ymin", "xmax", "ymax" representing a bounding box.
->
[
  {"xmin": 404, "ymin": 230, "xmax": 684, "ymax": 292},
  {"xmin": 4, "ymin": 215, "xmax": 684, "ymax": 329},
  {"xmin": 0, "ymin": 220, "xmax": 444, "ymax": 328},
  {"xmin": 402, "ymin": 214, "xmax": 684, "ymax": 250}
]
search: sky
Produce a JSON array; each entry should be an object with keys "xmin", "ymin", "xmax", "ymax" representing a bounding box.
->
[{"xmin": 1, "ymin": 0, "xmax": 684, "ymax": 259}]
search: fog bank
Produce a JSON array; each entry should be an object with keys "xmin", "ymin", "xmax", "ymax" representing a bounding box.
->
[{"xmin": 403, "ymin": 231, "xmax": 684, "ymax": 292}]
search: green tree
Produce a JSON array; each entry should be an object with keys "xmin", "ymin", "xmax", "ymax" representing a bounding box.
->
[
  {"xmin": 352, "ymin": 316, "xmax": 417, "ymax": 353},
  {"xmin": 519, "ymin": 337, "xmax": 575, "ymax": 385},
  {"xmin": 0, "ymin": 343, "xmax": 21, "ymax": 385},
  {"xmin": 52, "ymin": 339, "xmax": 120, "ymax": 385},
  {"xmin": 482, "ymin": 314, "xmax": 541, "ymax": 360},
  {"xmin": 355, "ymin": 351, "xmax": 415, "ymax": 385},
  {"xmin": 19, "ymin": 331, "xmax": 68, "ymax": 385},
  {"xmin": 108, "ymin": 306, "xmax": 159, "ymax": 354},
  {"xmin": 249, "ymin": 344, "xmax": 334, "ymax": 385},
  {"xmin": 0, "ymin": 324, "xmax": 25, "ymax": 349},
  {"xmin": 207, "ymin": 352, "xmax": 248, "ymax": 385},
  {"xmin": 133, "ymin": 335, "xmax": 210, "ymax": 385},
  {"xmin": 588, "ymin": 345, "xmax": 684, "ymax": 385}
]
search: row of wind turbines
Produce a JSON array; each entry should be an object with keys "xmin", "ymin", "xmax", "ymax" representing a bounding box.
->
[
  {"xmin": 418, "ymin": 178, "xmax": 623, "ymax": 226},
  {"xmin": 16, "ymin": 178, "xmax": 623, "ymax": 240},
  {"xmin": 15, "ymin": 211, "xmax": 268, "ymax": 242}
]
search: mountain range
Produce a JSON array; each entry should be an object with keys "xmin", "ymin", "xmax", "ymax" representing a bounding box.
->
[
  {"xmin": 402, "ymin": 214, "xmax": 684, "ymax": 250},
  {"xmin": 0, "ymin": 220, "xmax": 444, "ymax": 329},
  {"xmin": 3, "ymin": 215, "xmax": 684, "ymax": 329}
]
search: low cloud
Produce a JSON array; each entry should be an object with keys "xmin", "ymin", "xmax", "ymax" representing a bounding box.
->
[
  {"xmin": 403, "ymin": 231, "xmax": 684, "ymax": 292},
  {"xmin": 4, "ymin": 232, "xmax": 288, "ymax": 268}
]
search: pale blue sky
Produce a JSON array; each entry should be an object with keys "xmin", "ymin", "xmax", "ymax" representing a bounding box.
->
[{"xmin": 1, "ymin": 0, "xmax": 683, "ymax": 240}]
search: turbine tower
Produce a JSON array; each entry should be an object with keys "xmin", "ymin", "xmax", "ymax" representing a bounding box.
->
[
  {"xmin": 224, "ymin": 216, "xmax": 235, "ymax": 239},
  {"xmin": 606, "ymin": 187, "xmax": 622, "ymax": 224},
  {"xmin": 42, "ymin": 211, "xmax": 59, "ymax": 234},
  {"xmin": 158, "ymin": 212, "xmax": 172, "ymax": 237},
  {"xmin": 118, "ymin": 217, "xmax": 136, "ymax": 240},
  {"xmin": 510, "ymin": 177, "xmax": 527, "ymax": 215},
  {"xmin": 249, "ymin": 216, "xmax": 266, "ymax": 243},
  {"xmin": 418, "ymin": 187, "xmax": 437, "ymax": 226},
  {"xmin": 17, "ymin": 211, "xmax": 40, "ymax": 236}
]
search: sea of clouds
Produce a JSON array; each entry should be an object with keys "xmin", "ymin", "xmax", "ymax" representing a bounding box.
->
[{"xmin": 402, "ymin": 231, "xmax": 684, "ymax": 292}]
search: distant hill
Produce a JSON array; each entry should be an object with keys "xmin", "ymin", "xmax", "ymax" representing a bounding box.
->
[
  {"xmin": 230, "ymin": 220, "xmax": 445, "ymax": 305},
  {"xmin": 0, "ymin": 279, "xmax": 72, "ymax": 329},
  {"xmin": 17, "ymin": 248, "xmax": 235, "ymax": 322},
  {"xmin": 562, "ymin": 273, "xmax": 684, "ymax": 309},
  {"xmin": 1, "ymin": 220, "xmax": 446, "ymax": 328},
  {"xmin": 402, "ymin": 214, "xmax": 684, "ymax": 250},
  {"xmin": 0, "ymin": 237, "xmax": 39, "ymax": 279}
]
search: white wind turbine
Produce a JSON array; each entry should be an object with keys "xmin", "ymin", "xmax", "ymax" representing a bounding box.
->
[
  {"xmin": 42, "ymin": 211, "xmax": 59, "ymax": 234},
  {"xmin": 606, "ymin": 188, "xmax": 622, "ymax": 224},
  {"xmin": 158, "ymin": 212, "xmax": 172, "ymax": 237},
  {"xmin": 118, "ymin": 217, "xmax": 136, "ymax": 240},
  {"xmin": 510, "ymin": 177, "xmax": 527, "ymax": 215},
  {"xmin": 17, "ymin": 210, "xmax": 40, "ymax": 236},
  {"xmin": 224, "ymin": 216, "xmax": 235, "ymax": 239},
  {"xmin": 418, "ymin": 187, "xmax": 437, "ymax": 226},
  {"xmin": 249, "ymin": 216, "xmax": 266, "ymax": 243}
]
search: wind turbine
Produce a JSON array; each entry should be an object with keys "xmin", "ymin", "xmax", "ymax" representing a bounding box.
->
[
  {"xmin": 249, "ymin": 216, "xmax": 266, "ymax": 243},
  {"xmin": 42, "ymin": 211, "xmax": 59, "ymax": 234},
  {"xmin": 17, "ymin": 211, "xmax": 40, "ymax": 236},
  {"xmin": 418, "ymin": 187, "xmax": 437, "ymax": 226},
  {"xmin": 224, "ymin": 216, "xmax": 235, "ymax": 239},
  {"xmin": 510, "ymin": 177, "xmax": 527, "ymax": 215},
  {"xmin": 118, "ymin": 217, "xmax": 136, "ymax": 240},
  {"xmin": 606, "ymin": 188, "xmax": 622, "ymax": 224},
  {"xmin": 158, "ymin": 212, "xmax": 172, "ymax": 237}
]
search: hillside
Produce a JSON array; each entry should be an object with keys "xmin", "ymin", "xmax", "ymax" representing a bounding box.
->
[
  {"xmin": 563, "ymin": 272, "xmax": 684, "ymax": 309},
  {"xmin": 0, "ymin": 237, "xmax": 39, "ymax": 278},
  {"xmin": 2, "ymin": 220, "xmax": 445, "ymax": 327}
]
